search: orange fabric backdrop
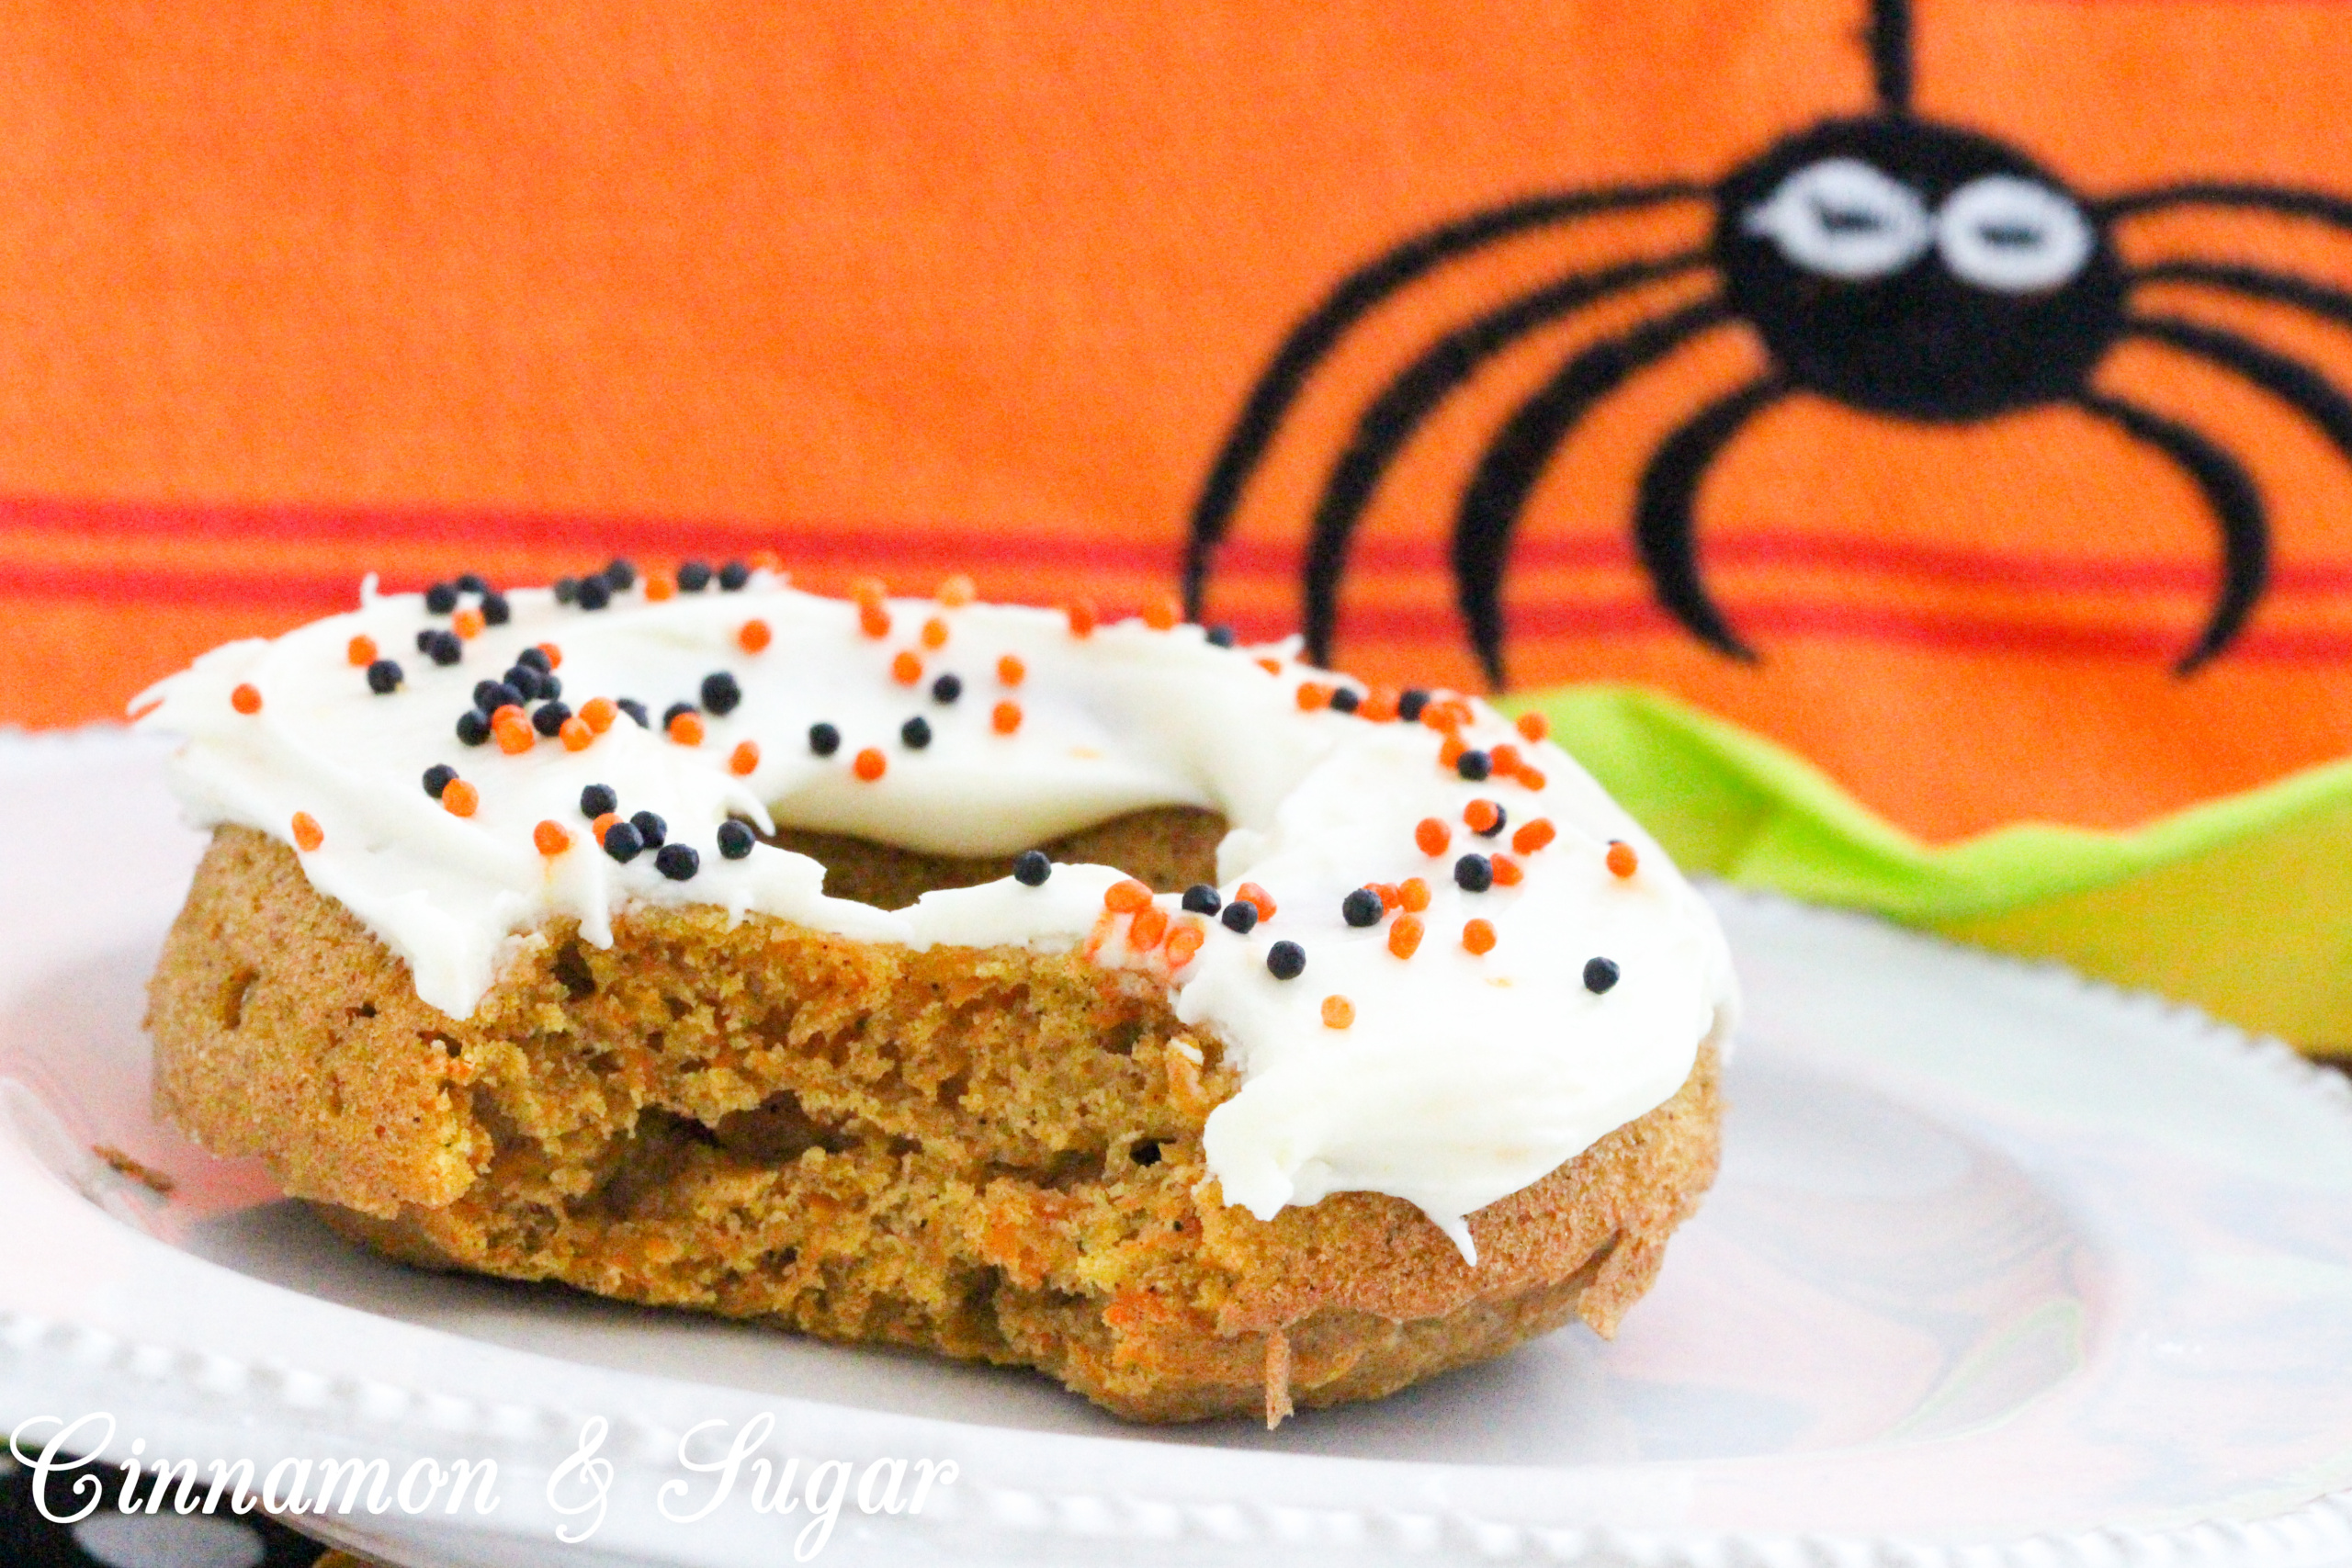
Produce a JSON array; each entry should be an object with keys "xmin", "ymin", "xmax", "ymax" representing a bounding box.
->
[{"xmin": 7, "ymin": 1, "xmax": 2352, "ymax": 843}]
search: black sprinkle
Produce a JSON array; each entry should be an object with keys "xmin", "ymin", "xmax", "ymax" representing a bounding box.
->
[
  {"xmin": 718, "ymin": 559, "xmax": 751, "ymax": 591},
  {"xmin": 1265, "ymin": 941, "xmax": 1306, "ymax": 980},
  {"xmin": 678, "ymin": 560, "xmax": 713, "ymax": 592},
  {"xmin": 424, "ymin": 581, "xmax": 459, "ymax": 614},
  {"xmin": 576, "ymin": 577, "xmax": 611, "ymax": 611},
  {"xmin": 603, "ymin": 820, "xmax": 644, "ymax": 863},
  {"xmin": 538, "ymin": 673, "xmax": 561, "ymax": 701},
  {"xmin": 1472, "ymin": 801, "xmax": 1509, "ymax": 838},
  {"xmin": 901, "ymin": 716, "xmax": 933, "ymax": 749},
  {"xmin": 1221, "ymin": 901, "xmax": 1259, "ymax": 934},
  {"xmin": 424, "ymin": 631, "xmax": 463, "ymax": 666},
  {"xmin": 718, "ymin": 819, "xmax": 755, "ymax": 859},
  {"xmin": 414, "ymin": 629, "xmax": 437, "ymax": 653},
  {"xmin": 456, "ymin": 710, "xmax": 491, "ymax": 746},
  {"xmin": 1397, "ymin": 689, "xmax": 1431, "ymax": 722},
  {"xmin": 662, "ymin": 701, "xmax": 698, "ymax": 729},
  {"xmin": 474, "ymin": 679, "xmax": 521, "ymax": 713},
  {"xmin": 366, "ymin": 659, "xmax": 403, "ymax": 694},
  {"xmin": 1341, "ymin": 887, "xmax": 1384, "ymax": 927},
  {"xmin": 516, "ymin": 647, "xmax": 552, "ymax": 674},
  {"xmin": 616, "ymin": 697, "xmax": 650, "ymax": 728},
  {"xmin": 1329, "ymin": 687, "xmax": 1361, "ymax": 714},
  {"xmin": 1205, "ymin": 626, "xmax": 1237, "ymax": 649},
  {"xmin": 1454, "ymin": 853, "xmax": 1494, "ymax": 893},
  {"xmin": 700, "ymin": 672, "xmax": 741, "ymax": 715},
  {"xmin": 1583, "ymin": 957, "xmax": 1621, "ymax": 994},
  {"xmin": 603, "ymin": 558, "xmax": 637, "ymax": 591},
  {"xmin": 654, "ymin": 842, "xmax": 699, "ymax": 881},
  {"xmin": 1455, "ymin": 749, "xmax": 1492, "ymax": 782},
  {"xmin": 1012, "ymin": 849, "xmax": 1052, "ymax": 886},
  {"xmin": 580, "ymin": 784, "xmax": 617, "ymax": 819},
  {"xmin": 808, "ymin": 721, "xmax": 841, "ymax": 756},
  {"xmin": 456, "ymin": 572, "xmax": 488, "ymax": 594},
  {"xmin": 502, "ymin": 666, "xmax": 542, "ymax": 701},
  {"xmin": 422, "ymin": 763, "xmax": 456, "ymax": 799},
  {"xmin": 480, "ymin": 592, "xmax": 511, "ymax": 626},
  {"xmin": 1182, "ymin": 884, "xmax": 1222, "ymax": 916},
  {"xmin": 931, "ymin": 672, "xmax": 962, "ymax": 704},
  {"xmin": 630, "ymin": 810, "xmax": 667, "ymax": 849},
  {"xmin": 553, "ymin": 577, "xmax": 580, "ymax": 604},
  {"xmin": 532, "ymin": 701, "xmax": 572, "ymax": 737}
]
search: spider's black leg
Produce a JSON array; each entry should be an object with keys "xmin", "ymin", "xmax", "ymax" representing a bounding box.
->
[
  {"xmin": 1183, "ymin": 182, "xmax": 1711, "ymax": 616},
  {"xmin": 1453, "ymin": 294, "xmax": 1732, "ymax": 687},
  {"xmin": 2098, "ymin": 184, "xmax": 2352, "ymax": 233},
  {"xmin": 2131, "ymin": 260, "xmax": 2352, "ymax": 333},
  {"xmin": 1634, "ymin": 374, "xmax": 1792, "ymax": 664},
  {"xmin": 1303, "ymin": 249, "xmax": 1713, "ymax": 664},
  {"xmin": 2073, "ymin": 389, "xmax": 2267, "ymax": 672},
  {"xmin": 1868, "ymin": 0, "xmax": 1913, "ymax": 115}
]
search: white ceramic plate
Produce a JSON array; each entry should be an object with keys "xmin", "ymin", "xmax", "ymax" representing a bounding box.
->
[{"xmin": 5, "ymin": 728, "xmax": 2352, "ymax": 1568}]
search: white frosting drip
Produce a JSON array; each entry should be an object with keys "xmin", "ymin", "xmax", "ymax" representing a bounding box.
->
[{"xmin": 134, "ymin": 572, "xmax": 1737, "ymax": 1259}]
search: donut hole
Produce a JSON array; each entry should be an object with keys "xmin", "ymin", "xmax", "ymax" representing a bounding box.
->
[{"xmin": 760, "ymin": 805, "xmax": 1226, "ymax": 911}]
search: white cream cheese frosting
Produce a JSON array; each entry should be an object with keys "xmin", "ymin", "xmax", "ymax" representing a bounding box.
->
[{"xmin": 133, "ymin": 567, "xmax": 1737, "ymax": 1260}]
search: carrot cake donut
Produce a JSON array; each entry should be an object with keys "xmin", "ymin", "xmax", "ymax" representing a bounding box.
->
[{"xmin": 138, "ymin": 563, "xmax": 1736, "ymax": 1423}]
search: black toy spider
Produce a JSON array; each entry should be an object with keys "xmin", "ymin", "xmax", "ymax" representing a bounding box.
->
[{"xmin": 1182, "ymin": 0, "xmax": 2352, "ymax": 683}]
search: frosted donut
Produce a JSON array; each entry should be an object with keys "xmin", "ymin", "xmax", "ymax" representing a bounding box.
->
[{"xmin": 138, "ymin": 563, "xmax": 1736, "ymax": 1421}]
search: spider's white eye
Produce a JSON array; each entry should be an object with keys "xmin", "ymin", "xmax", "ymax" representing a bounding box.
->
[
  {"xmin": 1742, "ymin": 158, "xmax": 1932, "ymax": 280},
  {"xmin": 1935, "ymin": 175, "xmax": 2094, "ymax": 293}
]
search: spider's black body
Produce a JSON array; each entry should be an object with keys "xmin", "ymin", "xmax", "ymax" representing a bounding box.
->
[{"xmin": 1183, "ymin": 0, "xmax": 2352, "ymax": 681}]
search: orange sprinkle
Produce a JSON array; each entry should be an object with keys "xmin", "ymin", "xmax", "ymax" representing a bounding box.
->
[
  {"xmin": 491, "ymin": 703, "xmax": 526, "ymax": 728},
  {"xmin": 1462, "ymin": 919, "xmax": 1496, "ymax": 955},
  {"xmin": 1321, "ymin": 995, "xmax": 1355, "ymax": 1029},
  {"xmin": 1295, "ymin": 682, "xmax": 1333, "ymax": 712},
  {"xmin": 1164, "ymin": 925, "xmax": 1205, "ymax": 968},
  {"xmin": 1103, "ymin": 878, "xmax": 1154, "ymax": 914},
  {"xmin": 850, "ymin": 576, "xmax": 888, "ymax": 609},
  {"xmin": 1387, "ymin": 915, "xmax": 1424, "ymax": 959},
  {"xmin": 1374, "ymin": 882, "xmax": 1402, "ymax": 910},
  {"xmin": 729, "ymin": 739, "xmax": 760, "ymax": 775},
  {"xmin": 451, "ymin": 606, "xmax": 485, "ymax": 639},
  {"xmin": 1066, "ymin": 600, "xmax": 1097, "ymax": 638},
  {"xmin": 668, "ymin": 711, "xmax": 706, "ymax": 746},
  {"xmin": 1488, "ymin": 743, "xmax": 1522, "ymax": 775},
  {"xmin": 128, "ymin": 697, "xmax": 161, "ymax": 721},
  {"xmin": 739, "ymin": 618, "xmax": 773, "ymax": 653},
  {"xmin": 854, "ymin": 748, "xmax": 888, "ymax": 782},
  {"xmin": 1256, "ymin": 657, "xmax": 1283, "ymax": 675},
  {"xmin": 1512, "ymin": 818, "xmax": 1557, "ymax": 856},
  {"xmin": 560, "ymin": 717, "xmax": 593, "ymax": 751},
  {"xmin": 536, "ymin": 642, "xmax": 562, "ymax": 669},
  {"xmin": 1516, "ymin": 711, "xmax": 1550, "ymax": 742},
  {"xmin": 1235, "ymin": 882, "xmax": 1277, "ymax": 920},
  {"xmin": 495, "ymin": 719, "xmax": 535, "ymax": 756},
  {"xmin": 935, "ymin": 574, "xmax": 975, "ymax": 607},
  {"xmin": 921, "ymin": 616, "xmax": 950, "ymax": 649},
  {"xmin": 891, "ymin": 649, "xmax": 923, "ymax": 685},
  {"xmin": 644, "ymin": 570, "xmax": 676, "ymax": 603},
  {"xmin": 534, "ymin": 820, "xmax": 571, "ymax": 856},
  {"xmin": 580, "ymin": 696, "xmax": 617, "ymax": 734},
  {"xmin": 1515, "ymin": 766, "xmax": 1548, "ymax": 791},
  {"xmin": 592, "ymin": 811, "xmax": 618, "ymax": 845},
  {"xmin": 1439, "ymin": 736, "xmax": 1466, "ymax": 768},
  {"xmin": 345, "ymin": 635, "xmax": 377, "ymax": 667},
  {"xmin": 1491, "ymin": 854, "xmax": 1524, "ymax": 886},
  {"xmin": 1440, "ymin": 699, "xmax": 1476, "ymax": 730},
  {"xmin": 992, "ymin": 700, "xmax": 1023, "ymax": 735},
  {"xmin": 1415, "ymin": 818, "xmax": 1451, "ymax": 856},
  {"xmin": 1360, "ymin": 686, "xmax": 1399, "ymax": 723},
  {"xmin": 1606, "ymin": 840, "xmax": 1640, "ymax": 878},
  {"xmin": 1464, "ymin": 798, "xmax": 1503, "ymax": 835},
  {"xmin": 997, "ymin": 654, "xmax": 1026, "ymax": 686},
  {"xmin": 1130, "ymin": 905, "xmax": 1169, "ymax": 950},
  {"xmin": 441, "ymin": 779, "xmax": 480, "ymax": 818},
  {"xmin": 231, "ymin": 682, "xmax": 262, "ymax": 715},
  {"xmin": 1144, "ymin": 593, "xmax": 1182, "ymax": 631},
  {"xmin": 1398, "ymin": 876, "xmax": 1430, "ymax": 912},
  {"xmin": 290, "ymin": 811, "xmax": 323, "ymax": 852}
]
